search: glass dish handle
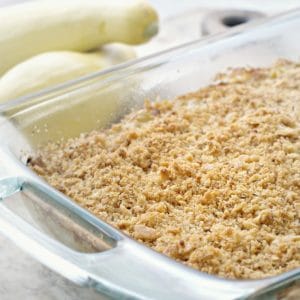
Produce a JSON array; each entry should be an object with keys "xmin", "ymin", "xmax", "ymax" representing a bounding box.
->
[{"xmin": 0, "ymin": 179, "xmax": 92, "ymax": 285}]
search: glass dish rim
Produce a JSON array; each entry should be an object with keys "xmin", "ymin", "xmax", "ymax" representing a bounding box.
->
[{"xmin": 0, "ymin": 7, "xmax": 299, "ymax": 114}]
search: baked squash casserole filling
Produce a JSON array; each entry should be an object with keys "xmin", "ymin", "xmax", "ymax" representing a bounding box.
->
[{"xmin": 30, "ymin": 60, "xmax": 300, "ymax": 279}]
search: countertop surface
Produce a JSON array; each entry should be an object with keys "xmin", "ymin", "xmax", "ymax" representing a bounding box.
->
[
  {"xmin": 1, "ymin": 1, "xmax": 300, "ymax": 299},
  {"xmin": 0, "ymin": 235, "xmax": 105, "ymax": 300}
]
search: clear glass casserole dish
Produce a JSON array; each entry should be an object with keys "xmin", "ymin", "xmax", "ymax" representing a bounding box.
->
[{"xmin": 0, "ymin": 9, "xmax": 299, "ymax": 300}]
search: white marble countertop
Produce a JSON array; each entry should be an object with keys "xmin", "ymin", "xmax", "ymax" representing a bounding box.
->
[
  {"xmin": 0, "ymin": 235, "xmax": 106, "ymax": 300},
  {"xmin": 0, "ymin": 1, "xmax": 299, "ymax": 299}
]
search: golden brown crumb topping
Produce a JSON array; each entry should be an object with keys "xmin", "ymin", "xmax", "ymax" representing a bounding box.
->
[{"xmin": 30, "ymin": 60, "xmax": 300, "ymax": 279}]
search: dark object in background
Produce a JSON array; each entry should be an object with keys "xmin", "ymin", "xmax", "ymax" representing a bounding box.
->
[{"xmin": 202, "ymin": 9, "xmax": 265, "ymax": 35}]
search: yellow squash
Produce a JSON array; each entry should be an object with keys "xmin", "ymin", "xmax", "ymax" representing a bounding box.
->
[
  {"xmin": 0, "ymin": 44, "xmax": 136, "ymax": 102},
  {"xmin": 0, "ymin": 0, "xmax": 158, "ymax": 74}
]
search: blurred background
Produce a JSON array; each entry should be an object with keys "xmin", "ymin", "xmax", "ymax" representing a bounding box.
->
[{"xmin": 2, "ymin": 0, "xmax": 300, "ymax": 15}]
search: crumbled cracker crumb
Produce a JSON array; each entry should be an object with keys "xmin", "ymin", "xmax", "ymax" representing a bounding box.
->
[
  {"xmin": 29, "ymin": 60, "xmax": 300, "ymax": 279},
  {"xmin": 134, "ymin": 224, "xmax": 159, "ymax": 241}
]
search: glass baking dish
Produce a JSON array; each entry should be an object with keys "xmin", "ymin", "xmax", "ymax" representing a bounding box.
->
[{"xmin": 0, "ymin": 9, "xmax": 299, "ymax": 300}]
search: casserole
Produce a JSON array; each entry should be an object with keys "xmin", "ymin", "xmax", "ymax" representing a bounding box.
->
[{"xmin": 0, "ymin": 9, "xmax": 299, "ymax": 299}]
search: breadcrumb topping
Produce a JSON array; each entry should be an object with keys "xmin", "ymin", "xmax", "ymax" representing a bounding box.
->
[{"xmin": 30, "ymin": 60, "xmax": 300, "ymax": 279}]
